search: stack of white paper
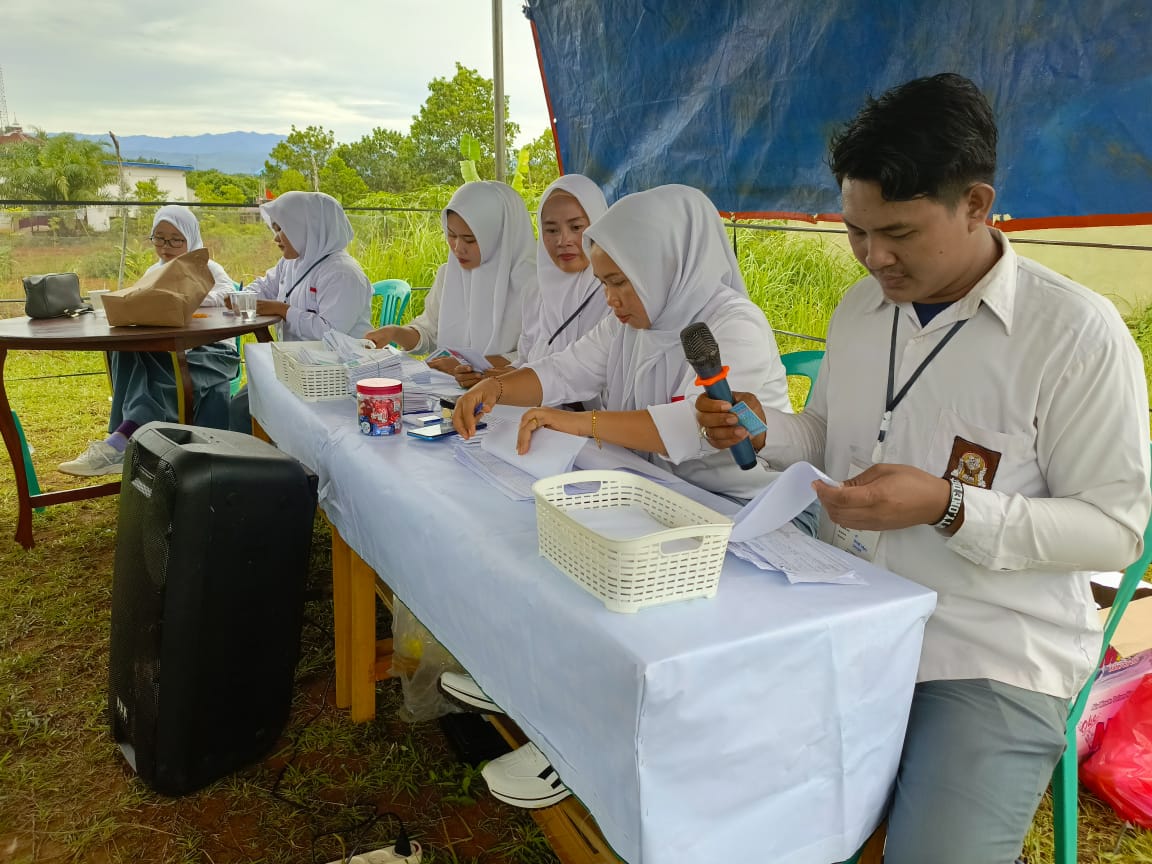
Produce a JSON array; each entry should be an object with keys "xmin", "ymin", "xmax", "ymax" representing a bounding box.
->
[
  {"xmin": 396, "ymin": 357, "xmax": 463, "ymax": 401},
  {"xmin": 728, "ymin": 523, "xmax": 866, "ymax": 585},
  {"xmin": 453, "ymin": 436, "xmax": 538, "ymax": 501}
]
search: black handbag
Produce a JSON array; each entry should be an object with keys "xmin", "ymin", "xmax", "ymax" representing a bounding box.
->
[{"xmin": 22, "ymin": 272, "xmax": 89, "ymax": 319}]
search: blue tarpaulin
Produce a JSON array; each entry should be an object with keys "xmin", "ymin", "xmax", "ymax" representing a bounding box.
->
[{"xmin": 525, "ymin": 0, "xmax": 1152, "ymax": 223}]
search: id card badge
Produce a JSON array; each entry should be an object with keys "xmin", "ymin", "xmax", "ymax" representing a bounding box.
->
[{"xmin": 830, "ymin": 449, "xmax": 881, "ymax": 562}]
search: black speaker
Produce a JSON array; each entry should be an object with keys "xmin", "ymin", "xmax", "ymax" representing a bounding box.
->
[{"xmin": 108, "ymin": 422, "xmax": 318, "ymax": 795}]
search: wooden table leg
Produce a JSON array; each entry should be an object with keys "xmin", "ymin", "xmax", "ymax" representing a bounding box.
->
[
  {"xmin": 349, "ymin": 548, "xmax": 378, "ymax": 722},
  {"xmin": 0, "ymin": 348, "xmax": 35, "ymax": 549},
  {"xmin": 169, "ymin": 350, "xmax": 194, "ymax": 424},
  {"xmin": 251, "ymin": 417, "xmax": 271, "ymax": 443},
  {"xmin": 331, "ymin": 523, "xmax": 353, "ymax": 709}
]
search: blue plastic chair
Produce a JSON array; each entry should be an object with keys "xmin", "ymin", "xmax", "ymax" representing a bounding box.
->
[
  {"xmin": 372, "ymin": 279, "xmax": 412, "ymax": 328},
  {"xmin": 11, "ymin": 410, "xmax": 44, "ymax": 511},
  {"xmin": 780, "ymin": 349, "xmax": 824, "ymax": 408},
  {"xmin": 1051, "ymin": 442, "xmax": 1152, "ymax": 864}
]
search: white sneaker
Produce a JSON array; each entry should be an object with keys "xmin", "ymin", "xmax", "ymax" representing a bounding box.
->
[
  {"xmin": 58, "ymin": 441, "xmax": 125, "ymax": 477},
  {"xmin": 482, "ymin": 742, "xmax": 571, "ymax": 809},
  {"xmin": 439, "ymin": 672, "xmax": 503, "ymax": 713}
]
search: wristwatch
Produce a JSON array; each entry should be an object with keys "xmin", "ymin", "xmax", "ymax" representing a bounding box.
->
[{"xmin": 935, "ymin": 477, "xmax": 964, "ymax": 530}]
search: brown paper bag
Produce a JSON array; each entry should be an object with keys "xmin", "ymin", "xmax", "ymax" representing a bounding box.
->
[{"xmin": 103, "ymin": 247, "xmax": 214, "ymax": 327}]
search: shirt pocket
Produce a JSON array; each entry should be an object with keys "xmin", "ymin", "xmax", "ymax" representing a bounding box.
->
[{"xmin": 927, "ymin": 407, "xmax": 1044, "ymax": 496}]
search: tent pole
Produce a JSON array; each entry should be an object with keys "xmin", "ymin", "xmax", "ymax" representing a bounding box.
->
[{"xmin": 492, "ymin": 0, "xmax": 506, "ymax": 182}]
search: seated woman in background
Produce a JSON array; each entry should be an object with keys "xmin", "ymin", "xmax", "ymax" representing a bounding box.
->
[
  {"xmin": 228, "ymin": 191, "xmax": 373, "ymax": 432},
  {"xmin": 454, "ymin": 174, "xmax": 611, "ymax": 391},
  {"xmin": 59, "ymin": 205, "xmax": 239, "ymax": 477},
  {"xmin": 364, "ymin": 180, "xmax": 535, "ymax": 376},
  {"xmin": 453, "ymin": 183, "xmax": 792, "ymax": 501}
]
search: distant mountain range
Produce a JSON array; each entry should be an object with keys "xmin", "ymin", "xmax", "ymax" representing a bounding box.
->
[{"xmin": 67, "ymin": 132, "xmax": 285, "ymax": 175}]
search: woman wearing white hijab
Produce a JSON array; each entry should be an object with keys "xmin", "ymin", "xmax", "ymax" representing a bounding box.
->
[
  {"xmin": 227, "ymin": 191, "xmax": 373, "ymax": 432},
  {"xmin": 59, "ymin": 205, "xmax": 240, "ymax": 476},
  {"xmin": 516, "ymin": 174, "xmax": 610, "ymax": 365},
  {"xmin": 452, "ymin": 184, "xmax": 792, "ymax": 500},
  {"xmin": 243, "ymin": 191, "xmax": 373, "ymax": 341},
  {"xmin": 365, "ymin": 181, "xmax": 535, "ymax": 371}
]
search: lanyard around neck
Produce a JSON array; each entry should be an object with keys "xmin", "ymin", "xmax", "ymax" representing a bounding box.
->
[
  {"xmin": 284, "ymin": 253, "xmax": 332, "ymax": 300},
  {"xmin": 546, "ymin": 287, "xmax": 598, "ymax": 347},
  {"xmin": 877, "ymin": 305, "xmax": 967, "ymax": 445}
]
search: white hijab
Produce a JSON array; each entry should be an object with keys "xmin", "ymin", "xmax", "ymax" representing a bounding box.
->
[
  {"xmin": 151, "ymin": 204, "xmax": 205, "ymax": 253},
  {"xmin": 582, "ymin": 184, "xmax": 750, "ymax": 412},
  {"xmin": 436, "ymin": 181, "xmax": 535, "ymax": 356},
  {"xmin": 523, "ymin": 175, "xmax": 610, "ymax": 362},
  {"xmin": 260, "ymin": 191, "xmax": 354, "ymax": 296}
]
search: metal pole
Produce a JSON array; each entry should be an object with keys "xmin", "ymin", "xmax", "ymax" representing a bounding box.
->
[{"xmin": 492, "ymin": 0, "xmax": 506, "ymax": 182}]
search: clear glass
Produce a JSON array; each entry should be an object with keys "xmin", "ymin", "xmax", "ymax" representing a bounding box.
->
[
  {"xmin": 232, "ymin": 289, "xmax": 259, "ymax": 321},
  {"xmin": 88, "ymin": 289, "xmax": 110, "ymax": 317}
]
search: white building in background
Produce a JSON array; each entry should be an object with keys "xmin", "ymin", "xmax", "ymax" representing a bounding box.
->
[{"xmin": 86, "ymin": 161, "xmax": 196, "ymax": 231}]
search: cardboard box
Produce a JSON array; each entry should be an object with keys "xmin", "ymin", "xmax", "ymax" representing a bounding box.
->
[{"xmin": 1098, "ymin": 595, "xmax": 1152, "ymax": 658}]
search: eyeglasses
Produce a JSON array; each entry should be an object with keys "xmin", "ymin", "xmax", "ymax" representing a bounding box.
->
[{"xmin": 149, "ymin": 235, "xmax": 187, "ymax": 249}]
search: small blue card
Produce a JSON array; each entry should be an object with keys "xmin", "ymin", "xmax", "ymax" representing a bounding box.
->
[{"xmin": 730, "ymin": 401, "xmax": 767, "ymax": 436}]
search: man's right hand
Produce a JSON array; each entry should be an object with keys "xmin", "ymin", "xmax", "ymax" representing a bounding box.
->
[{"xmin": 695, "ymin": 391, "xmax": 767, "ymax": 452}]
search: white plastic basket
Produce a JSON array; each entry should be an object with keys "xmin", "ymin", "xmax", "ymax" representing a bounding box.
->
[
  {"xmin": 532, "ymin": 470, "xmax": 733, "ymax": 613},
  {"xmin": 271, "ymin": 341, "xmax": 354, "ymax": 402}
]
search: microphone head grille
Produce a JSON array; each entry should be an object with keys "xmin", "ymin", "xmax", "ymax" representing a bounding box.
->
[{"xmin": 680, "ymin": 321, "xmax": 719, "ymax": 365}]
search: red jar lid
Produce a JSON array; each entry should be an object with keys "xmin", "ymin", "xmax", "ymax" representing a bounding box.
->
[{"xmin": 356, "ymin": 377, "xmax": 402, "ymax": 395}]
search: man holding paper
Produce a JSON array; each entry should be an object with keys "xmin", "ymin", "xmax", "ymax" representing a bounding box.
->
[{"xmin": 696, "ymin": 73, "xmax": 1149, "ymax": 864}]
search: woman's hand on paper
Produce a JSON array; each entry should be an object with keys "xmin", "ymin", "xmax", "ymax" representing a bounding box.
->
[
  {"xmin": 695, "ymin": 391, "xmax": 766, "ymax": 452},
  {"xmin": 515, "ymin": 407, "xmax": 581, "ymax": 455},
  {"xmin": 814, "ymin": 463, "xmax": 953, "ymax": 531},
  {"xmin": 452, "ymin": 378, "xmax": 501, "ymax": 439},
  {"xmin": 427, "ymin": 355, "xmax": 459, "ymax": 373},
  {"xmin": 255, "ymin": 299, "xmax": 289, "ymax": 319}
]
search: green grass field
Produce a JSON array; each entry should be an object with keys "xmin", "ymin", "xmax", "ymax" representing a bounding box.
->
[{"xmin": 1, "ymin": 212, "xmax": 1151, "ymax": 863}]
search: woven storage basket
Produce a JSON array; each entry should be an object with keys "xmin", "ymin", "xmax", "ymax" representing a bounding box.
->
[
  {"xmin": 532, "ymin": 470, "xmax": 733, "ymax": 613},
  {"xmin": 271, "ymin": 341, "xmax": 354, "ymax": 402}
]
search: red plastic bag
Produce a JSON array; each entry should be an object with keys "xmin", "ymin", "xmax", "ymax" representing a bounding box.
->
[{"xmin": 1080, "ymin": 673, "xmax": 1152, "ymax": 829}]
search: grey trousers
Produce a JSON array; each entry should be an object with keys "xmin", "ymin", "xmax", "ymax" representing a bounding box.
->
[
  {"xmin": 109, "ymin": 344, "xmax": 239, "ymax": 431},
  {"xmin": 884, "ymin": 678, "xmax": 1069, "ymax": 864}
]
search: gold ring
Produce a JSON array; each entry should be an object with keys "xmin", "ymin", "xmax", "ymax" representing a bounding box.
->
[
  {"xmin": 700, "ymin": 425, "xmax": 709, "ymax": 439},
  {"xmin": 530, "ymin": 418, "xmax": 539, "ymax": 431}
]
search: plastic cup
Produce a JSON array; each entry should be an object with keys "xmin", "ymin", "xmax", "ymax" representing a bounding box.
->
[
  {"xmin": 232, "ymin": 290, "xmax": 259, "ymax": 321},
  {"xmin": 88, "ymin": 289, "xmax": 111, "ymax": 317}
]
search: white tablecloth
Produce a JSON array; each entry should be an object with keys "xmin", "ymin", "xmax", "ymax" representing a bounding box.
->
[{"xmin": 247, "ymin": 344, "xmax": 937, "ymax": 864}]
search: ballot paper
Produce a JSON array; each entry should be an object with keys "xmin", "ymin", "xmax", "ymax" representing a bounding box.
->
[
  {"xmin": 480, "ymin": 414, "xmax": 587, "ymax": 479},
  {"xmin": 453, "ymin": 436, "xmax": 537, "ymax": 501},
  {"xmin": 729, "ymin": 461, "xmax": 837, "ymax": 542},
  {"xmin": 427, "ymin": 346, "xmax": 492, "ymax": 372},
  {"xmin": 729, "ymin": 522, "xmax": 866, "ymax": 585}
]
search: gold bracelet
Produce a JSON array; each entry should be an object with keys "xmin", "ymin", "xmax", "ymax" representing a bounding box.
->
[
  {"xmin": 494, "ymin": 377, "xmax": 503, "ymax": 405},
  {"xmin": 591, "ymin": 410, "xmax": 602, "ymax": 449}
]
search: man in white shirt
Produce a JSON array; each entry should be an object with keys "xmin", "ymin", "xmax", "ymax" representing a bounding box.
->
[{"xmin": 697, "ymin": 73, "xmax": 1150, "ymax": 864}]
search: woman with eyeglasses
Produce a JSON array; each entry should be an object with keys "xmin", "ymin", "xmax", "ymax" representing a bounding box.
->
[{"xmin": 58, "ymin": 205, "xmax": 240, "ymax": 476}]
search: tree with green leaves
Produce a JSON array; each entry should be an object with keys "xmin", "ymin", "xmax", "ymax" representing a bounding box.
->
[
  {"xmin": 333, "ymin": 127, "xmax": 410, "ymax": 192},
  {"xmin": 264, "ymin": 125, "xmax": 335, "ymax": 193},
  {"xmin": 133, "ymin": 178, "xmax": 166, "ymax": 202},
  {"xmin": 188, "ymin": 169, "xmax": 261, "ymax": 204},
  {"xmin": 319, "ymin": 154, "xmax": 370, "ymax": 205},
  {"xmin": 0, "ymin": 132, "xmax": 116, "ymax": 200},
  {"xmin": 403, "ymin": 63, "xmax": 519, "ymax": 187},
  {"xmin": 521, "ymin": 128, "xmax": 560, "ymax": 191}
]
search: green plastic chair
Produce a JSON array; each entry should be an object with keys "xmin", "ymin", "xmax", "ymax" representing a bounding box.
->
[
  {"xmin": 372, "ymin": 279, "xmax": 412, "ymax": 328},
  {"xmin": 1051, "ymin": 442, "xmax": 1152, "ymax": 864},
  {"xmin": 780, "ymin": 349, "xmax": 825, "ymax": 408},
  {"xmin": 11, "ymin": 410, "xmax": 44, "ymax": 511}
]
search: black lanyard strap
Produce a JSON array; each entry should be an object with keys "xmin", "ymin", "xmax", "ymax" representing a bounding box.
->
[
  {"xmin": 284, "ymin": 253, "xmax": 333, "ymax": 300},
  {"xmin": 879, "ymin": 305, "xmax": 967, "ymax": 443},
  {"xmin": 546, "ymin": 288, "xmax": 598, "ymax": 347}
]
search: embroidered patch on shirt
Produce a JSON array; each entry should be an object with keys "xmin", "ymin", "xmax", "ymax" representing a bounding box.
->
[{"xmin": 945, "ymin": 436, "xmax": 1002, "ymax": 489}]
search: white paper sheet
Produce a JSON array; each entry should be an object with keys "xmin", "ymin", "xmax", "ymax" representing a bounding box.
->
[
  {"xmin": 729, "ymin": 461, "xmax": 837, "ymax": 542},
  {"xmin": 445, "ymin": 346, "xmax": 493, "ymax": 372},
  {"xmin": 481, "ymin": 416, "xmax": 587, "ymax": 479},
  {"xmin": 729, "ymin": 523, "xmax": 866, "ymax": 585},
  {"xmin": 453, "ymin": 437, "xmax": 537, "ymax": 501}
]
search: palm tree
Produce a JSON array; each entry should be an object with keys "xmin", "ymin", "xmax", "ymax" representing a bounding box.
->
[{"xmin": 0, "ymin": 132, "xmax": 115, "ymax": 200}]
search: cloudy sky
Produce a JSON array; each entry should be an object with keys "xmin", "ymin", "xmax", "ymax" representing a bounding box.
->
[{"xmin": 2, "ymin": 0, "xmax": 551, "ymax": 146}]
